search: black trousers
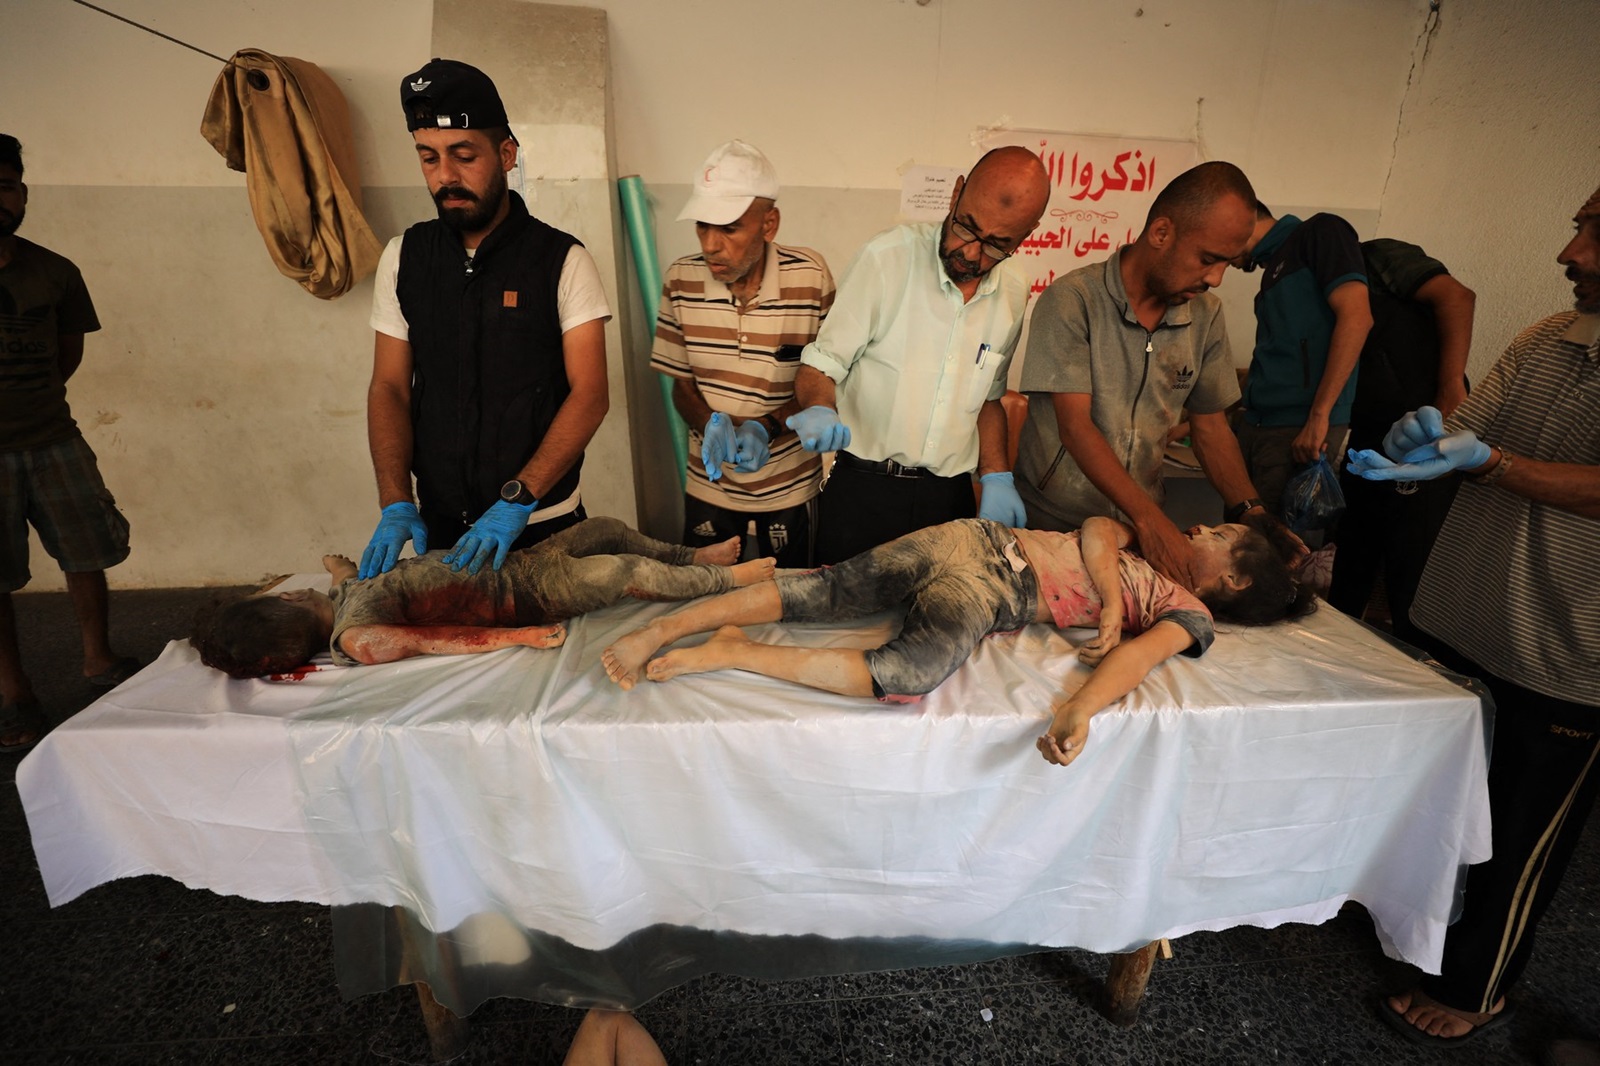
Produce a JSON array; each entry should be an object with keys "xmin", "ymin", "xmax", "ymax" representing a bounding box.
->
[
  {"xmin": 1420, "ymin": 645, "xmax": 1600, "ymax": 1013},
  {"xmin": 1327, "ymin": 469, "xmax": 1458, "ymax": 646},
  {"xmin": 813, "ymin": 460, "xmax": 976, "ymax": 565},
  {"xmin": 682, "ymin": 496, "xmax": 815, "ymax": 570}
]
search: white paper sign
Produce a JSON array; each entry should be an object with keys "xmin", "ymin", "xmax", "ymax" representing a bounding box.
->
[{"xmin": 899, "ymin": 165, "xmax": 962, "ymax": 221}]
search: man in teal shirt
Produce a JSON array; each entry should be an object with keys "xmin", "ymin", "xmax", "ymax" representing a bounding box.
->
[{"xmin": 1233, "ymin": 204, "xmax": 1373, "ymax": 516}]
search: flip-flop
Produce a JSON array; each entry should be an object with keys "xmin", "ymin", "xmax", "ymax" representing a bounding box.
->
[
  {"xmin": 1376, "ymin": 991, "xmax": 1516, "ymax": 1046},
  {"xmin": 0, "ymin": 698, "xmax": 46, "ymax": 754},
  {"xmin": 86, "ymin": 656, "xmax": 141, "ymax": 688}
]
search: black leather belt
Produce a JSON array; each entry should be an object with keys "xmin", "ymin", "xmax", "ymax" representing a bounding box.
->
[{"xmin": 833, "ymin": 451, "xmax": 943, "ymax": 479}]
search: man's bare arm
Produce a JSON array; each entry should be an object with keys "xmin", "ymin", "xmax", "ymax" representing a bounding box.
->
[
  {"xmin": 1469, "ymin": 450, "xmax": 1600, "ymax": 520},
  {"xmin": 368, "ymin": 332, "xmax": 417, "ymax": 507},
  {"xmin": 1187, "ymin": 409, "xmax": 1263, "ymax": 516},
  {"xmin": 338, "ymin": 622, "xmax": 568, "ymax": 664},
  {"xmin": 1414, "ymin": 274, "xmax": 1475, "ymax": 416},
  {"xmin": 512, "ymin": 318, "xmax": 610, "ymax": 499},
  {"xmin": 757, "ymin": 391, "xmax": 805, "ymax": 428},
  {"xmin": 672, "ymin": 375, "xmax": 799, "ymax": 431},
  {"xmin": 1293, "ymin": 280, "xmax": 1373, "ymax": 463},
  {"xmin": 794, "ymin": 364, "xmax": 838, "ymax": 410},
  {"xmin": 1051, "ymin": 392, "xmax": 1195, "ymax": 589},
  {"xmin": 57, "ymin": 333, "xmax": 85, "ymax": 382},
  {"xmin": 670, "ymin": 376, "xmax": 715, "ymax": 428},
  {"xmin": 975, "ymin": 398, "xmax": 1012, "ymax": 476}
]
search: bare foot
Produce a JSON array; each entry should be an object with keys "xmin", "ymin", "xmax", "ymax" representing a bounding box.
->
[
  {"xmin": 1384, "ymin": 988, "xmax": 1507, "ymax": 1040},
  {"xmin": 602, "ymin": 625, "xmax": 664, "ymax": 690},
  {"xmin": 729, "ymin": 556, "xmax": 777, "ymax": 587},
  {"xmin": 322, "ymin": 554, "xmax": 358, "ymax": 582},
  {"xmin": 692, "ymin": 535, "xmax": 742, "ymax": 566},
  {"xmin": 645, "ymin": 625, "xmax": 751, "ymax": 682}
]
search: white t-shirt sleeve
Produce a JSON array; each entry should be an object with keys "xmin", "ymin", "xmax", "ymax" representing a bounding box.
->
[
  {"xmin": 559, "ymin": 245, "xmax": 612, "ymax": 333},
  {"xmin": 371, "ymin": 237, "xmax": 611, "ymax": 341},
  {"xmin": 369, "ymin": 235, "xmax": 408, "ymax": 341}
]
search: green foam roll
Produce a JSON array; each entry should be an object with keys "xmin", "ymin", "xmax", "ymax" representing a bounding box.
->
[{"xmin": 618, "ymin": 175, "xmax": 688, "ymax": 488}]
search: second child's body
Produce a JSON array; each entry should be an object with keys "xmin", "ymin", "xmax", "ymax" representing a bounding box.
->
[
  {"xmin": 603, "ymin": 515, "xmax": 1311, "ymax": 767},
  {"xmin": 194, "ymin": 517, "xmax": 774, "ymax": 678}
]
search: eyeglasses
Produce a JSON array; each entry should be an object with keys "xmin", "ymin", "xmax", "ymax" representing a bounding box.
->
[{"xmin": 946, "ymin": 198, "xmax": 1019, "ymax": 261}]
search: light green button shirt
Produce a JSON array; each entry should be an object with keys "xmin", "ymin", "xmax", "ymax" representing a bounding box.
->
[{"xmin": 800, "ymin": 221, "xmax": 1031, "ymax": 477}]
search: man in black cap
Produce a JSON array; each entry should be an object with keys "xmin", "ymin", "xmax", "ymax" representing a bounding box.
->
[{"xmin": 360, "ymin": 59, "xmax": 612, "ymax": 579}]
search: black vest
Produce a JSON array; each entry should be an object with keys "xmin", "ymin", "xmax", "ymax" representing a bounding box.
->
[{"xmin": 397, "ymin": 192, "xmax": 581, "ymax": 535}]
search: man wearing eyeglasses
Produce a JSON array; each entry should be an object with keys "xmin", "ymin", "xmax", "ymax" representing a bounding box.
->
[
  {"xmin": 1012, "ymin": 161, "xmax": 1269, "ymax": 591},
  {"xmin": 789, "ymin": 146, "xmax": 1050, "ymax": 563}
]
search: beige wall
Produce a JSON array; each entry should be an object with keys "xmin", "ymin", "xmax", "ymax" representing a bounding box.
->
[
  {"xmin": 1378, "ymin": 0, "xmax": 1600, "ymax": 380},
  {"xmin": 3, "ymin": 0, "xmax": 1586, "ymax": 588},
  {"xmin": 9, "ymin": 0, "xmax": 642, "ymax": 587}
]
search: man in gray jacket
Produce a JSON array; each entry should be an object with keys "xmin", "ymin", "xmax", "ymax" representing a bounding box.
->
[{"xmin": 1015, "ymin": 161, "xmax": 1268, "ymax": 590}]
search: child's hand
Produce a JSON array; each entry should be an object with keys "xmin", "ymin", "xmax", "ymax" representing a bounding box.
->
[
  {"xmin": 1078, "ymin": 613, "xmax": 1122, "ymax": 667},
  {"xmin": 518, "ymin": 623, "xmax": 567, "ymax": 649},
  {"xmin": 1037, "ymin": 705, "xmax": 1094, "ymax": 767}
]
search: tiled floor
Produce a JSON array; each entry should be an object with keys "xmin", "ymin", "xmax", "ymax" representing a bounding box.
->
[{"xmin": 3, "ymin": 587, "xmax": 1597, "ymax": 1065}]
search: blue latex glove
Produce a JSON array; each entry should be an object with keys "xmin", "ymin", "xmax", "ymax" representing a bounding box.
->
[
  {"xmin": 1348, "ymin": 429, "xmax": 1492, "ymax": 482},
  {"xmin": 1382, "ymin": 405, "xmax": 1447, "ymax": 462},
  {"xmin": 443, "ymin": 499, "xmax": 537, "ymax": 574},
  {"xmin": 786, "ymin": 405, "xmax": 851, "ymax": 453},
  {"xmin": 359, "ymin": 501, "xmax": 429, "ymax": 579},
  {"xmin": 731, "ymin": 418, "xmax": 771, "ymax": 474},
  {"xmin": 977, "ymin": 471, "xmax": 1027, "ymax": 527},
  {"xmin": 700, "ymin": 412, "xmax": 738, "ymax": 482}
]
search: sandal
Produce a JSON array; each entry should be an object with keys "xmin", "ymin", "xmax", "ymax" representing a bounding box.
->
[
  {"xmin": 1377, "ymin": 990, "xmax": 1515, "ymax": 1046},
  {"xmin": 0, "ymin": 698, "xmax": 46, "ymax": 754}
]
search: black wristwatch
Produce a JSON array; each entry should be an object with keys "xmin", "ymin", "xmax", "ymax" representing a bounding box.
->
[
  {"xmin": 500, "ymin": 479, "xmax": 537, "ymax": 506},
  {"xmin": 1224, "ymin": 497, "xmax": 1264, "ymax": 523}
]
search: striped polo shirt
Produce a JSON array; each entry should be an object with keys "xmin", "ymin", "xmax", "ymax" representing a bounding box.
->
[
  {"xmin": 1411, "ymin": 311, "xmax": 1600, "ymax": 706},
  {"xmin": 652, "ymin": 242, "xmax": 835, "ymax": 512}
]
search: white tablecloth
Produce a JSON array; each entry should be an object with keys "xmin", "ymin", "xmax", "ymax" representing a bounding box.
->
[{"xmin": 20, "ymin": 591, "xmax": 1489, "ymax": 972}]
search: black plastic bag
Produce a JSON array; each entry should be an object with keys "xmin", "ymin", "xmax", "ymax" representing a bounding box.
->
[{"xmin": 1282, "ymin": 455, "xmax": 1346, "ymax": 533}]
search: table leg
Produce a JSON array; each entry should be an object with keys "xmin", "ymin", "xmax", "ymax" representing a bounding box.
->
[
  {"xmin": 415, "ymin": 980, "xmax": 471, "ymax": 1061},
  {"xmin": 1104, "ymin": 940, "xmax": 1160, "ymax": 1027}
]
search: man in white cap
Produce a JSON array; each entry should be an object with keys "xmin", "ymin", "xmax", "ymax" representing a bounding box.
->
[
  {"xmin": 650, "ymin": 140, "xmax": 834, "ymax": 566},
  {"xmin": 789, "ymin": 147, "xmax": 1049, "ymax": 563}
]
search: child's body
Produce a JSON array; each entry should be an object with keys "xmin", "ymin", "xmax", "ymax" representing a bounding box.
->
[
  {"xmin": 193, "ymin": 517, "xmax": 774, "ymax": 678},
  {"xmin": 602, "ymin": 515, "xmax": 1311, "ymax": 767}
]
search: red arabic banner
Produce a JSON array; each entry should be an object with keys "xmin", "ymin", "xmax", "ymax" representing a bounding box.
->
[{"xmin": 977, "ymin": 129, "xmax": 1199, "ymax": 296}]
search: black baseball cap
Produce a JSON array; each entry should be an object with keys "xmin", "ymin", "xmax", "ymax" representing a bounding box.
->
[{"xmin": 400, "ymin": 58, "xmax": 509, "ymax": 132}]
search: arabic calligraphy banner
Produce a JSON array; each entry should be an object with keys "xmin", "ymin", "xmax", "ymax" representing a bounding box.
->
[{"xmin": 977, "ymin": 129, "xmax": 1199, "ymax": 297}]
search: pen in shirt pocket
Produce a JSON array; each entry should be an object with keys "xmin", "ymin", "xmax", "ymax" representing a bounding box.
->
[{"xmin": 975, "ymin": 342, "xmax": 991, "ymax": 366}]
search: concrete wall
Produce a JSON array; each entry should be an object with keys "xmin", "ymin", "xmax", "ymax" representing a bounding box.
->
[
  {"xmin": 1377, "ymin": 0, "xmax": 1600, "ymax": 380},
  {"xmin": 9, "ymin": 0, "xmax": 637, "ymax": 588},
  {"xmin": 4, "ymin": 0, "xmax": 1587, "ymax": 589}
]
